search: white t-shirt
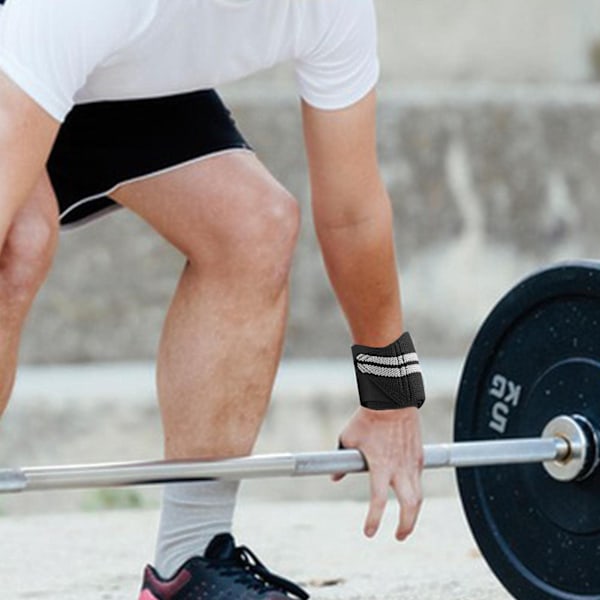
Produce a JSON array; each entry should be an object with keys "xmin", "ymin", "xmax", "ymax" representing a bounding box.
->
[{"xmin": 0, "ymin": 0, "xmax": 379, "ymax": 122}]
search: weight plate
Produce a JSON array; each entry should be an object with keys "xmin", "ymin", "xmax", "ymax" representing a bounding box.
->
[{"xmin": 454, "ymin": 261, "xmax": 600, "ymax": 600}]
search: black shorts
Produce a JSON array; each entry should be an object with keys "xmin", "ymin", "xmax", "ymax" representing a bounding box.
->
[{"xmin": 47, "ymin": 90, "xmax": 251, "ymax": 227}]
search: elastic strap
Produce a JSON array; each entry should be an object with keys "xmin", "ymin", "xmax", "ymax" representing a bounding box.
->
[{"xmin": 352, "ymin": 332, "xmax": 426, "ymax": 410}]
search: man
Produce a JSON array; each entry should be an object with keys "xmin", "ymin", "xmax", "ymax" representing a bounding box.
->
[{"xmin": 0, "ymin": 1, "xmax": 425, "ymax": 598}]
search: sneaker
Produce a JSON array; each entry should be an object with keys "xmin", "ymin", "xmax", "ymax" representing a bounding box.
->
[{"xmin": 138, "ymin": 533, "xmax": 309, "ymax": 599}]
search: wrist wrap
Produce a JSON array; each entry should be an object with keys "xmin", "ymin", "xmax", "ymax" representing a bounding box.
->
[{"xmin": 352, "ymin": 332, "xmax": 426, "ymax": 410}]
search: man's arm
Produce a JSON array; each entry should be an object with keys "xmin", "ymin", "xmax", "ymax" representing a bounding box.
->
[
  {"xmin": 0, "ymin": 70, "xmax": 58, "ymax": 239},
  {"xmin": 302, "ymin": 89, "xmax": 424, "ymax": 540}
]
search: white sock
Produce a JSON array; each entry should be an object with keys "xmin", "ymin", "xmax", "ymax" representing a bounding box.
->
[{"xmin": 154, "ymin": 480, "xmax": 240, "ymax": 579}]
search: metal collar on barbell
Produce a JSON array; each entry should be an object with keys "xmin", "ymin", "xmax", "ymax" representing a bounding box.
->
[{"xmin": 542, "ymin": 415, "xmax": 600, "ymax": 482}]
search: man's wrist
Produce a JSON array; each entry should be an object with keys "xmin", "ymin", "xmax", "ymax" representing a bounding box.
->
[{"xmin": 352, "ymin": 332, "xmax": 426, "ymax": 410}]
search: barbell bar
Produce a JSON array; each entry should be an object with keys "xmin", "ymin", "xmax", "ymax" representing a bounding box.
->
[{"xmin": 0, "ymin": 415, "xmax": 592, "ymax": 494}]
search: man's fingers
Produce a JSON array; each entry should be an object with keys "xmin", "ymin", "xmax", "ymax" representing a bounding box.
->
[
  {"xmin": 392, "ymin": 476, "xmax": 423, "ymax": 541},
  {"xmin": 364, "ymin": 471, "xmax": 423, "ymax": 540},
  {"xmin": 364, "ymin": 471, "xmax": 389, "ymax": 537}
]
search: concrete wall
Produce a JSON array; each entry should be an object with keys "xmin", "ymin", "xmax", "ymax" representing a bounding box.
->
[
  {"xmin": 20, "ymin": 86, "xmax": 600, "ymax": 363},
  {"xmin": 375, "ymin": 0, "xmax": 600, "ymax": 83}
]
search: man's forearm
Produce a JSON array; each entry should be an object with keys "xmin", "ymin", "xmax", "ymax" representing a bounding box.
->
[
  {"xmin": 302, "ymin": 91, "xmax": 405, "ymax": 347},
  {"xmin": 315, "ymin": 185, "xmax": 403, "ymax": 347}
]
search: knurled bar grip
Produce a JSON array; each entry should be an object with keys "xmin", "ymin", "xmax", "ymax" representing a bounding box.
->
[{"xmin": 0, "ymin": 436, "xmax": 569, "ymax": 493}]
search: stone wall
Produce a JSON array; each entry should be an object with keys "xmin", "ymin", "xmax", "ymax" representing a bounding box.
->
[
  {"xmin": 20, "ymin": 86, "xmax": 600, "ymax": 362},
  {"xmin": 374, "ymin": 0, "xmax": 600, "ymax": 84}
]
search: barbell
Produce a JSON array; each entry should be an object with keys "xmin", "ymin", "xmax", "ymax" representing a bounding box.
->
[
  {"xmin": 0, "ymin": 414, "xmax": 592, "ymax": 492},
  {"xmin": 0, "ymin": 414, "xmax": 590, "ymax": 492},
  {"xmin": 2, "ymin": 260, "xmax": 600, "ymax": 599}
]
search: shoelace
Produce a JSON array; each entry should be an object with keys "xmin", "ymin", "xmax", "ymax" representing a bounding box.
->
[{"xmin": 217, "ymin": 545, "xmax": 309, "ymax": 599}]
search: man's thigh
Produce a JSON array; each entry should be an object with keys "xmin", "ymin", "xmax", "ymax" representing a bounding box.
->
[
  {"xmin": 45, "ymin": 88, "xmax": 293, "ymax": 258},
  {"xmin": 110, "ymin": 150, "xmax": 291, "ymax": 259}
]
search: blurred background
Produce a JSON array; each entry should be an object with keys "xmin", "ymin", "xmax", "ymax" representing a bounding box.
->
[{"xmin": 2, "ymin": 0, "xmax": 600, "ymax": 513}]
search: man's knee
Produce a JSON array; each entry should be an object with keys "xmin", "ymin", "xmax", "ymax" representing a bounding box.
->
[
  {"xmin": 199, "ymin": 183, "xmax": 300, "ymax": 290},
  {"xmin": 238, "ymin": 185, "xmax": 300, "ymax": 273},
  {"xmin": 1, "ymin": 190, "xmax": 58, "ymax": 301}
]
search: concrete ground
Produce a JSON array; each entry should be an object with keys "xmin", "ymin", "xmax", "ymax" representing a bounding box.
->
[{"xmin": 0, "ymin": 495, "xmax": 511, "ymax": 599}]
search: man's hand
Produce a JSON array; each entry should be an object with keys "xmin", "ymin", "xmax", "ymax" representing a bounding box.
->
[{"xmin": 335, "ymin": 406, "xmax": 424, "ymax": 540}]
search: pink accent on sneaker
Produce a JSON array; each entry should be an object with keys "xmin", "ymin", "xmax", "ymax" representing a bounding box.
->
[{"xmin": 141, "ymin": 565, "xmax": 193, "ymax": 598}]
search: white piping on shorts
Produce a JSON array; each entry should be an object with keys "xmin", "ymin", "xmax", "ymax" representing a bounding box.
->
[{"xmin": 59, "ymin": 147, "xmax": 254, "ymax": 229}]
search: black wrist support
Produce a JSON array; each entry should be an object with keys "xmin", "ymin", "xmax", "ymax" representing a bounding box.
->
[{"xmin": 352, "ymin": 332, "xmax": 426, "ymax": 410}]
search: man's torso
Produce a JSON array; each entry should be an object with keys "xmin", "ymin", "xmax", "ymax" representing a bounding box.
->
[{"xmin": 0, "ymin": 0, "xmax": 379, "ymax": 120}]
